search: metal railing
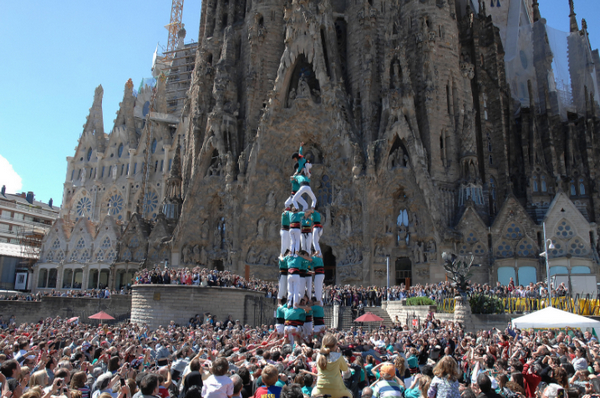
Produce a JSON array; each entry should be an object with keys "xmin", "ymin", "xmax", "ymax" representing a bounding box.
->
[{"xmin": 434, "ymin": 292, "xmax": 600, "ymax": 315}]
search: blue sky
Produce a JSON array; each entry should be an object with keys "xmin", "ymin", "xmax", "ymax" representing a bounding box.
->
[{"xmin": 0, "ymin": 0, "xmax": 598, "ymax": 207}]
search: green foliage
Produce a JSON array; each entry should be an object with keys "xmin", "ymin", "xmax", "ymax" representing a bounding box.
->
[
  {"xmin": 469, "ymin": 294, "xmax": 504, "ymax": 314},
  {"xmin": 406, "ymin": 297, "xmax": 436, "ymax": 306}
]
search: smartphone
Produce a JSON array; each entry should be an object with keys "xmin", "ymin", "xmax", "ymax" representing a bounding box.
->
[{"xmin": 120, "ymin": 379, "xmax": 126, "ymax": 387}]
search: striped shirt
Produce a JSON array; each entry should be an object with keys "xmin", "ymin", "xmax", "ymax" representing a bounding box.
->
[{"xmin": 373, "ymin": 380, "xmax": 404, "ymax": 398}]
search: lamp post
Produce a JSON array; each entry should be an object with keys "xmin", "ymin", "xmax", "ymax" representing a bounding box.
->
[
  {"xmin": 540, "ymin": 222, "xmax": 556, "ymax": 306},
  {"xmin": 386, "ymin": 255, "xmax": 390, "ymax": 301}
]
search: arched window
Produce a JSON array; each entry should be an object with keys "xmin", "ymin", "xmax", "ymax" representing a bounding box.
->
[
  {"xmin": 48, "ymin": 269, "xmax": 57, "ymax": 288},
  {"xmin": 497, "ymin": 267, "xmax": 516, "ymax": 285},
  {"xmin": 99, "ymin": 270, "xmax": 110, "ymax": 289},
  {"xmin": 101, "ymin": 237, "xmax": 111, "ymax": 249},
  {"xmin": 532, "ymin": 176, "xmax": 538, "ymax": 192},
  {"xmin": 52, "ymin": 239, "xmax": 61, "ymax": 249},
  {"xmin": 571, "ymin": 266, "xmax": 591, "ymax": 274},
  {"xmin": 38, "ymin": 269, "xmax": 48, "ymax": 288},
  {"xmin": 549, "ymin": 266, "xmax": 568, "ymax": 276},
  {"xmin": 63, "ymin": 269, "xmax": 73, "ymax": 289},
  {"xmin": 73, "ymin": 269, "xmax": 83, "ymax": 289},
  {"xmin": 579, "ymin": 177, "xmax": 586, "ymax": 196},
  {"xmin": 87, "ymin": 148, "xmax": 92, "ymax": 161},
  {"xmin": 541, "ymin": 175, "xmax": 547, "ymax": 192},
  {"xmin": 518, "ymin": 267, "xmax": 536, "ymax": 285},
  {"xmin": 118, "ymin": 143, "xmax": 124, "ymax": 158},
  {"xmin": 151, "ymin": 139, "xmax": 157, "ymax": 154},
  {"xmin": 88, "ymin": 269, "xmax": 98, "ymax": 289},
  {"xmin": 570, "ymin": 179, "xmax": 577, "ymax": 196},
  {"xmin": 76, "ymin": 238, "xmax": 85, "ymax": 249}
]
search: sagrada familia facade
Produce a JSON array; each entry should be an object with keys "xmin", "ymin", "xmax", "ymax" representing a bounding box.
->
[{"xmin": 33, "ymin": 0, "xmax": 600, "ymax": 292}]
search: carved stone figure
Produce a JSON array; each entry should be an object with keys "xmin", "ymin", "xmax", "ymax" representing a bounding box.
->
[
  {"xmin": 266, "ymin": 192, "xmax": 276, "ymax": 212},
  {"xmin": 257, "ymin": 217, "xmax": 266, "ymax": 239},
  {"xmin": 192, "ymin": 245, "xmax": 201, "ymax": 263},
  {"xmin": 247, "ymin": 247, "xmax": 258, "ymax": 264}
]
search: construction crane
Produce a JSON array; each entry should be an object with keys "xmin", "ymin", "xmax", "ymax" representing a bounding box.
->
[{"xmin": 164, "ymin": 0, "xmax": 185, "ymax": 58}]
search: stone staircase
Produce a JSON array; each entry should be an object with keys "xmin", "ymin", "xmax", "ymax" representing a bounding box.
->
[
  {"xmin": 364, "ymin": 306, "xmax": 395, "ymax": 328},
  {"xmin": 324, "ymin": 305, "xmax": 396, "ymax": 330}
]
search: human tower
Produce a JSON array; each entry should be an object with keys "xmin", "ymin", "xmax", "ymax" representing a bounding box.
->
[{"xmin": 274, "ymin": 143, "xmax": 325, "ymax": 344}]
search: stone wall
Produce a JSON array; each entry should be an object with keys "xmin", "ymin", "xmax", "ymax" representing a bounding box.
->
[
  {"xmin": 383, "ymin": 300, "xmax": 514, "ymax": 332},
  {"xmin": 0, "ymin": 295, "xmax": 131, "ymax": 325},
  {"xmin": 131, "ymin": 286, "xmax": 277, "ymax": 330}
]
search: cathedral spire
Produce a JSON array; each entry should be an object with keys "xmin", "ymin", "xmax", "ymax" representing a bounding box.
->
[
  {"xmin": 569, "ymin": 0, "xmax": 579, "ymax": 33},
  {"xmin": 532, "ymin": 0, "xmax": 541, "ymax": 23},
  {"xmin": 83, "ymin": 85, "xmax": 106, "ymax": 153}
]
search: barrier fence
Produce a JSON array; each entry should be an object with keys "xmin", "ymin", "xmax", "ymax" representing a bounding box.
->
[{"xmin": 435, "ymin": 293, "xmax": 600, "ymax": 316}]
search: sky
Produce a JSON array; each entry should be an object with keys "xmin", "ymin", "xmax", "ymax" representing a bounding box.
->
[{"xmin": 0, "ymin": 0, "xmax": 598, "ymax": 207}]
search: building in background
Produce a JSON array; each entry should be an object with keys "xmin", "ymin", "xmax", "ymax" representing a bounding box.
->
[
  {"xmin": 0, "ymin": 186, "xmax": 60, "ymax": 290},
  {"xmin": 33, "ymin": 0, "xmax": 600, "ymax": 294}
]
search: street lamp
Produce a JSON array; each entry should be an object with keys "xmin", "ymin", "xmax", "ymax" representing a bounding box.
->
[
  {"xmin": 386, "ymin": 255, "xmax": 390, "ymax": 300},
  {"xmin": 539, "ymin": 222, "xmax": 556, "ymax": 306}
]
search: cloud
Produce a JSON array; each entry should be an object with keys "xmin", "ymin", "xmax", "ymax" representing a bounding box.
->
[{"xmin": 0, "ymin": 155, "xmax": 23, "ymax": 194}]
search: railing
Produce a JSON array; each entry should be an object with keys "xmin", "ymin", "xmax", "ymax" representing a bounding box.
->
[
  {"xmin": 450, "ymin": 292, "xmax": 600, "ymax": 315},
  {"xmin": 0, "ymin": 201, "xmax": 58, "ymax": 218}
]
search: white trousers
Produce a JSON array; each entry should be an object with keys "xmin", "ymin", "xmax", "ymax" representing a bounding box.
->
[
  {"xmin": 301, "ymin": 232, "xmax": 313, "ymax": 252},
  {"xmin": 278, "ymin": 273, "xmax": 287, "ymax": 300},
  {"xmin": 303, "ymin": 321, "xmax": 313, "ymax": 339},
  {"xmin": 292, "ymin": 185, "xmax": 317, "ymax": 210},
  {"xmin": 312, "ymin": 227, "xmax": 323, "ymax": 254},
  {"xmin": 285, "ymin": 194, "xmax": 307, "ymax": 211},
  {"xmin": 290, "ymin": 228, "xmax": 301, "ymax": 254},
  {"xmin": 280, "ymin": 229, "xmax": 290, "ymax": 255},
  {"xmin": 305, "ymin": 276, "xmax": 312, "ymax": 300},
  {"xmin": 287, "ymin": 273, "xmax": 305, "ymax": 307},
  {"xmin": 314, "ymin": 273, "xmax": 325, "ymax": 303}
]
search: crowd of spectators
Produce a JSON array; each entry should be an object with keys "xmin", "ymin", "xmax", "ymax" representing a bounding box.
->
[
  {"xmin": 0, "ymin": 311, "xmax": 599, "ymax": 398},
  {"xmin": 2, "ymin": 265, "xmax": 568, "ymax": 307}
]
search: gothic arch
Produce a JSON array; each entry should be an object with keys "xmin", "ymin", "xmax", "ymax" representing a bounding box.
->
[
  {"xmin": 100, "ymin": 186, "xmax": 126, "ymax": 221},
  {"xmin": 69, "ymin": 189, "xmax": 92, "ymax": 222},
  {"xmin": 285, "ymin": 54, "xmax": 321, "ymax": 108},
  {"xmin": 515, "ymin": 236, "xmax": 537, "ymax": 258}
]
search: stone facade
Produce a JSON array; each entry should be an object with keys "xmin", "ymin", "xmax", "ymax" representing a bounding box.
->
[
  {"xmin": 0, "ymin": 295, "xmax": 131, "ymax": 325},
  {"xmin": 34, "ymin": 0, "xmax": 600, "ymax": 291},
  {"xmin": 131, "ymin": 285, "xmax": 277, "ymax": 329}
]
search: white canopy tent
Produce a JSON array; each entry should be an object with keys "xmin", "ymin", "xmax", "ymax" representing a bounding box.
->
[{"xmin": 512, "ymin": 307, "xmax": 600, "ymax": 336}]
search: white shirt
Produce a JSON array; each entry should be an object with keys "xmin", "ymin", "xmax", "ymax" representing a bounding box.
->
[{"xmin": 201, "ymin": 375, "xmax": 234, "ymax": 398}]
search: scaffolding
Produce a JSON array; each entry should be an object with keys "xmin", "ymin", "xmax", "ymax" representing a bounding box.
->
[
  {"xmin": 15, "ymin": 224, "xmax": 44, "ymax": 269},
  {"xmin": 164, "ymin": 0, "xmax": 185, "ymax": 58}
]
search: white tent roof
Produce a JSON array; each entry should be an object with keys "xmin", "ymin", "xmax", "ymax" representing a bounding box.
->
[{"xmin": 512, "ymin": 307, "xmax": 600, "ymax": 335}]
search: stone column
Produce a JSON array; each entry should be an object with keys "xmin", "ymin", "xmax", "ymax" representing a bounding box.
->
[
  {"xmin": 332, "ymin": 303, "xmax": 340, "ymax": 329},
  {"xmin": 127, "ymin": 149, "xmax": 135, "ymax": 177},
  {"xmin": 453, "ymin": 295, "xmax": 475, "ymax": 333}
]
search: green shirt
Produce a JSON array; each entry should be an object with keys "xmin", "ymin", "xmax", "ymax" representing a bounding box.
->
[
  {"xmin": 291, "ymin": 178, "xmax": 300, "ymax": 192},
  {"xmin": 303, "ymin": 258, "xmax": 312, "ymax": 271},
  {"xmin": 294, "ymin": 175, "xmax": 310, "ymax": 185},
  {"xmin": 312, "ymin": 304, "xmax": 324, "ymax": 318},
  {"xmin": 281, "ymin": 210, "xmax": 290, "ymax": 227},
  {"xmin": 296, "ymin": 146, "xmax": 307, "ymax": 174},
  {"xmin": 290, "ymin": 212, "xmax": 305, "ymax": 224},
  {"xmin": 276, "ymin": 305, "xmax": 287, "ymax": 321},
  {"xmin": 301, "ymin": 217, "xmax": 313, "ymax": 229},
  {"xmin": 312, "ymin": 256, "xmax": 324, "ymax": 268},
  {"xmin": 287, "ymin": 255, "xmax": 304, "ymax": 270},
  {"xmin": 312, "ymin": 211, "xmax": 321, "ymax": 224},
  {"xmin": 279, "ymin": 257, "xmax": 288, "ymax": 270},
  {"xmin": 285, "ymin": 307, "xmax": 306, "ymax": 321}
]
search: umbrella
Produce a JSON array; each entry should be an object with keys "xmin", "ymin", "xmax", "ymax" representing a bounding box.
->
[
  {"xmin": 354, "ymin": 312, "xmax": 383, "ymax": 322},
  {"xmin": 67, "ymin": 317, "xmax": 79, "ymax": 323},
  {"xmin": 88, "ymin": 311, "xmax": 115, "ymax": 324},
  {"xmin": 354, "ymin": 312, "xmax": 384, "ymax": 332}
]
